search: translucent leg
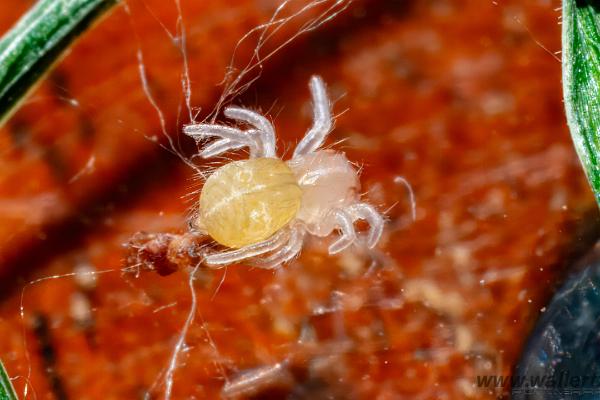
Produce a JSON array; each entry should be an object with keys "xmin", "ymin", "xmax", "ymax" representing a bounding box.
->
[
  {"xmin": 200, "ymin": 138, "xmax": 246, "ymax": 158},
  {"xmin": 224, "ymin": 107, "xmax": 277, "ymax": 158},
  {"xmin": 328, "ymin": 210, "xmax": 357, "ymax": 255},
  {"xmin": 252, "ymin": 226, "xmax": 306, "ymax": 269},
  {"xmin": 204, "ymin": 229, "xmax": 290, "ymax": 267},
  {"xmin": 348, "ymin": 203, "xmax": 384, "ymax": 248},
  {"xmin": 183, "ymin": 124, "xmax": 261, "ymax": 158},
  {"xmin": 293, "ymin": 75, "xmax": 333, "ymax": 158}
]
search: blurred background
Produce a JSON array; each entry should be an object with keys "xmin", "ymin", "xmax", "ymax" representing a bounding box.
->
[{"xmin": 0, "ymin": 0, "xmax": 596, "ymax": 398}]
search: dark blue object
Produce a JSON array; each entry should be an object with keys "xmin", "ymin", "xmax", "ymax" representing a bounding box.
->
[{"xmin": 513, "ymin": 245, "xmax": 600, "ymax": 399}]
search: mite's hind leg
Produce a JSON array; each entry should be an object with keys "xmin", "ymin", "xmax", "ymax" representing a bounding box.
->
[
  {"xmin": 348, "ymin": 203, "xmax": 384, "ymax": 248},
  {"xmin": 183, "ymin": 124, "xmax": 261, "ymax": 158},
  {"xmin": 204, "ymin": 229, "xmax": 290, "ymax": 267},
  {"xmin": 199, "ymin": 133, "xmax": 254, "ymax": 158},
  {"xmin": 252, "ymin": 226, "xmax": 306, "ymax": 269},
  {"xmin": 328, "ymin": 209, "xmax": 358, "ymax": 255},
  {"xmin": 224, "ymin": 107, "xmax": 277, "ymax": 158}
]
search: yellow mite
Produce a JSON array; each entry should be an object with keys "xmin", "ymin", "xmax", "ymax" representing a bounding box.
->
[{"xmin": 184, "ymin": 76, "xmax": 383, "ymax": 268}]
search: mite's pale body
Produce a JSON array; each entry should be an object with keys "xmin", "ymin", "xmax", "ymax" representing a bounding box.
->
[
  {"xmin": 184, "ymin": 76, "xmax": 384, "ymax": 268},
  {"xmin": 288, "ymin": 150, "xmax": 360, "ymax": 236}
]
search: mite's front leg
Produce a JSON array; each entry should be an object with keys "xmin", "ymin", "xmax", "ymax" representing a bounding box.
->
[
  {"xmin": 348, "ymin": 203, "xmax": 384, "ymax": 248},
  {"xmin": 328, "ymin": 209, "xmax": 357, "ymax": 254},
  {"xmin": 293, "ymin": 75, "xmax": 333, "ymax": 158}
]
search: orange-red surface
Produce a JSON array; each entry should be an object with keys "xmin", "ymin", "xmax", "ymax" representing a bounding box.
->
[{"xmin": 0, "ymin": 0, "xmax": 597, "ymax": 399}]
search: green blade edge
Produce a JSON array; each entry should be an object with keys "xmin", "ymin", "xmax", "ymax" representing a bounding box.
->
[
  {"xmin": 0, "ymin": 0, "xmax": 118, "ymax": 126},
  {"xmin": 0, "ymin": 359, "xmax": 17, "ymax": 400},
  {"xmin": 563, "ymin": 0, "xmax": 600, "ymax": 205}
]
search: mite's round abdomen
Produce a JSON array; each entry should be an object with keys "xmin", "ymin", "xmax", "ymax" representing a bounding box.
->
[{"xmin": 198, "ymin": 158, "xmax": 302, "ymax": 248}]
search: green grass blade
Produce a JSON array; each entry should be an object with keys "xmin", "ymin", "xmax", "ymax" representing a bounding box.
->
[
  {"xmin": 563, "ymin": 0, "xmax": 600, "ymax": 205},
  {"xmin": 0, "ymin": 0, "xmax": 118, "ymax": 126},
  {"xmin": 0, "ymin": 360, "xmax": 17, "ymax": 400}
]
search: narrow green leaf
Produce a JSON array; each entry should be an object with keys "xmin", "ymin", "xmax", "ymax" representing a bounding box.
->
[
  {"xmin": 563, "ymin": 0, "xmax": 600, "ymax": 205},
  {"xmin": 0, "ymin": 0, "xmax": 118, "ymax": 126},
  {"xmin": 0, "ymin": 360, "xmax": 17, "ymax": 400}
]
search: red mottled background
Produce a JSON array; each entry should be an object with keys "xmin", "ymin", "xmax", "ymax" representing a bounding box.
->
[{"xmin": 0, "ymin": 0, "xmax": 596, "ymax": 399}]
